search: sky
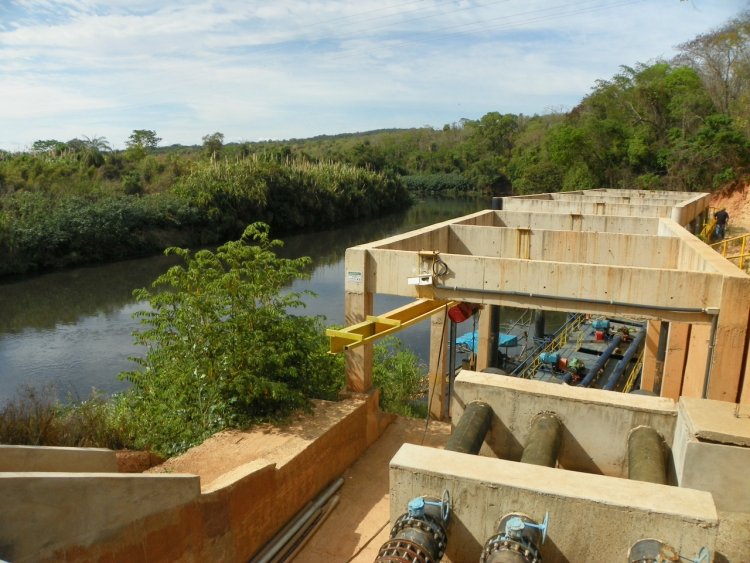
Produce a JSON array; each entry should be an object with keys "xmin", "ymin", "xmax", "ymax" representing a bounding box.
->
[{"xmin": 0, "ymin": 0, "xmax": 748, "ymax": 151}]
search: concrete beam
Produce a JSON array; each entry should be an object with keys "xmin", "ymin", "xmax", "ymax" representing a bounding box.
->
[
  {"xmin": 662, "ymin": 323, "xmax": 690, "ymax": 401},
  {"xmin": 390, "ymin": 443, "xmax": 717, "ymax": 562},
  {"xmin": 491, "ymin": 211, "xmax": 662, "ymax": 234},
  {"xmin": 344, "ymin": 248, "xmax": 373, "ymax": 392}
]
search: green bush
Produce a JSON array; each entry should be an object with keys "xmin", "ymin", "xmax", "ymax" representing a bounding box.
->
[
  {"xmin": 120, "ymin": 223, "xmax": 344, "ymax": 456},
  {"xmin": 0, "ymin": 385, "xmax": 133, "ymax": 449},
  {"xmin": 372, "ymin": 337, "xmax": 428, "ymax": 418}
]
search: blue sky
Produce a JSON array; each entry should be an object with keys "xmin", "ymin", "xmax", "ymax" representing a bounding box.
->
[{"xmin": 1, "ymin": 0, "xmax": 747, "ymax": 151}]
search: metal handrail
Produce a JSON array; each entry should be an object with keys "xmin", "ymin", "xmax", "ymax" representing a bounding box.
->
[{"xmin": 710, "ymin": 232, "xmax": 750, "ymax": 270}]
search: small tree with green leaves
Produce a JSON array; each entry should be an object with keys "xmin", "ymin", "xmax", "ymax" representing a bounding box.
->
[{"xmin": 120, "ymin": 223, "xmax": 343, "ymax": 456}]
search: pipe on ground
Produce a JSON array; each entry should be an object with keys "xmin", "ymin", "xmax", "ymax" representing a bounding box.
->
[
  {"xmin": 520, "ymin": 412, "xmax": 562, "ymax": 467},
  {"xmin": 445, "ymin": 401, "xmax": 492, "ymax": 455},
  {"xmin": 578, "ymin": 334, "xmax": 623, "ymax": 387},
  {"xmin": 628, "ymin": 426, "xmax": 667, "ymax": 485},
  {"xmin": 603, "ymin": 329, "xmax": 646, "ymax": 391}
]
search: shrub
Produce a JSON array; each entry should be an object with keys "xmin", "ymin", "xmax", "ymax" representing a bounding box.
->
[
  {"xmin": 120, "ymin": 223, "xmax": 344, "ymax": 456},
  {"xmin": 372, "ymin": 337, "xmax": 428, "ymax": 418}
]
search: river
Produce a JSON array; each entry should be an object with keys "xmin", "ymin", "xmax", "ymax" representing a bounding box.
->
[{"xmin": 0, "ymin": 197, "xmax": 489, "ymax": 405}]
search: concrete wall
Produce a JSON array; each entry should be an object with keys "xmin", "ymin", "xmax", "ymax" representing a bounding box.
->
[
  {"xmin": 0, "ymin": 472, "xmax": 200, "ymax": 563},
  {"xmin": 452, "ymin": 371, "xmax": 677, "ymax": 478},
  {"xmin": 0, "ymin": 445, "xmax": 118, "ymax": 473},
  {"xmin": 672, "ymin": 398, "xmax": 750, "ymax": 512},
  {"xmin": 23, "ymin": 394, "xmax": 387, "ymax": 563},
  {"xmin": 390, "ymin": 443, "xmax": 717, "ymax": 563}
]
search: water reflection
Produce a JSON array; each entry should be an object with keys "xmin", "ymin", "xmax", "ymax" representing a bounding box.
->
[{"xmin": 0, "ymin": 197, "xmax": 489, "ymax": 404}]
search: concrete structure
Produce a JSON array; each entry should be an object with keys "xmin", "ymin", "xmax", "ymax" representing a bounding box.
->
[
  {"xmin": 4, "ymin": 189, "xmax": 750, "ymax": 562},
  {"xmin": 0, "ymin": 394, "xmax": 388, "ymax": 563},
  {"xmin": 342, "ymin": 190, "xmax": 750, "ymax": 418},
  {"xmin": 0, "ymin": 445, "xmax": 118, "ymax": 473}
]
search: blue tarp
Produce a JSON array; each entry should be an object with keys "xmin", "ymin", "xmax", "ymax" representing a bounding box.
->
[{"xmin": 455, "ymin": 331, "xmax": 518, "ymax": 353}]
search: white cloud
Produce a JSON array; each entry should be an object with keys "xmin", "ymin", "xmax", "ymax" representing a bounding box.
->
[{"xmin": 0, "ymin": 0, "xmax": 747, "ymax": 149}]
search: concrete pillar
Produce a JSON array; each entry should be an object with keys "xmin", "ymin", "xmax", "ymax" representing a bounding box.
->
[
  {"xmin": 476, "ymin": 306, "xmax": 493, "ymax": 371},
  {"xmin": 662, "ymin": 323, "xmax": 690, "ymax": 401},
  {"xmin": 428, "ymin": 310, "xmax": 449, "ymax": 420},
  {"xmin": 533, "ymin": 310, "xmax": 545, "ymax": 341},
  {"xmin": 344, "ymin": 248, "xmax": 373, "ymax": 392}
]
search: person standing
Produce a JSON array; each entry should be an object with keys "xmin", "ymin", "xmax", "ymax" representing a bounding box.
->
[{"xmin": 714, "ymin": 208, "xmax": 729, "ymax": 240}]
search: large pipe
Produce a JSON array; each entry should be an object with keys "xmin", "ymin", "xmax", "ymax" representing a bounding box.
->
[
  {"xmin": 445, "ymin": 401, "xmax": 492, "ymax": 455},
  {"xmin": 375, "ymin": 492, "xmax": 451, "ymax": 563},
  {"xmin": 628, "ymin": 426, "xmax": 667, "ymax": 485},
  {"xmin": 603, "ymin": 329, "xmax": 646, "ymax": 391},
  {"xmin": 520, "ymin": 412, "xmax": 562, "ymax": 467},
  {"xmin": 578, "ymin": 334, "xmax": 623, "ymax": 387}
]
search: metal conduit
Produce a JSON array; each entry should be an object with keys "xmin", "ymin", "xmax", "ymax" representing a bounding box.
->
[
  {"xmin": 520, "ymin": 412, "xmax": 562, "ymax": 468},
  {"xmin": 445, "ymin": 401, "xmax": 492, "ymax": 455},
  {"xmin": 578, "ymin": 334, "xmax": 623, "ymax": 388},
  {"xmin": 628, "ymin": 426, "xmax": 667, "ymax": 485},
  {"xmin": 603, "ymin": 330, "xmax": 646, "ymax": 391}
]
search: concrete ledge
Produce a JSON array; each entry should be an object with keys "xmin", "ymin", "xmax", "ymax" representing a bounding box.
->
[
  {"xmin": 390, "ymin": 443, "xmax": 717, "ymax": 562},
  {"xmin": 0, "ymin": 445, "xmax": 118, "ymax": 473},
  {"xmin": 453, "ymin": 371, "xmax": 677, "ymax": 477},
  {"xmin": 0, "ymin": 472, "xmax": 200, "ymax": 563}
]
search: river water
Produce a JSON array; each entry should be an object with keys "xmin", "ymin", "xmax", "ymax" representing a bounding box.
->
[{"xmin": 0, "ymin": 197, "xmax": 489, "ymax": 405}]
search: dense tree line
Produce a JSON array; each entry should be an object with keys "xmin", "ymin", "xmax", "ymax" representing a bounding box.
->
[{"xmin": 1, "ymin": 13, "xmax": 748, "ymax": 275}]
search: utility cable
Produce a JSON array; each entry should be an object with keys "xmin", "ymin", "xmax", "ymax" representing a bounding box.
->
[{"xmin": 344, "ymin": 519, "xmax": 390, "ymax": 563}]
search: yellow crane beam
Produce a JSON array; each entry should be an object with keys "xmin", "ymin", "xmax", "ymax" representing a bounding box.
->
[{"xmin": 326, "ymin": 298, "xmax": 456, "ymax": 353}]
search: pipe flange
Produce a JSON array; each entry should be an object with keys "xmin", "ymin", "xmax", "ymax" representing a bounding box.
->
[
  {"xmin": 376, "ymin": 538, "xmax": 436, "ymax": 563},
  {"xmin": 480, "ymin": 534, "xmax": 542, "ymax": 563},
  {"xmin": 389, "ymin": 513, "xmax": 448, "ymax": 560}
]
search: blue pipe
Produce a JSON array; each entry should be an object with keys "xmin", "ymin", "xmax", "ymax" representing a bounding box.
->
[
  {"xmin": 603, "ymin": 329, "xmax": 646, "ymax": 391},
  {"xmin": 578, "ymin": 334, "xmax": 623, "ymax": 387}
]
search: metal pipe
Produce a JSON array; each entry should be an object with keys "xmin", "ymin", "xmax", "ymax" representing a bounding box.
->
[
  {"xmin": 628, "ymin": 426, "xmax": 667, "ymax": 485},
  {"xmin": 702, "ymin": 313, "xmax": 719, "ymax": 399},
  {"xmin": 603, "ymin": 329, "xmax": 646, "ymax": 391},
  {"xmin": 434, "ymin": 283, "xmax": 710, "ymax": 315},
  {"xmin": 445, "ymin": 401, "xmax": 492, "ymax": 455},
  {"xmin": 578, "ymin": 334, "xmax": 623, "ymax": 388},
  {"xmin": 251, "ymin": 477, "xmax": 344, "ymax": 563},
  {"xmin": 520, "ymin": 412, "xmax": 562, "ymax": 467},
  {"xmin": 376, "ymin": 492, "xmax": 451, "ymax": 563},
  {"xmin": 447, "ymin": 319, "xmax": 457, "ymax": 419}
]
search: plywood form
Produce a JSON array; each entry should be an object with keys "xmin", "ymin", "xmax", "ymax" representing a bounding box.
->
[{"xmin": 663, "ymin": 323, "xmax": 690, "ymax": 400}]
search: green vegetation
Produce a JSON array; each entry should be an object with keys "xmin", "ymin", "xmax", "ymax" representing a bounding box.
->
[
  {"xmin": 0, "ymin": 226, "xmax": 430, "ymax": 456},
  {"xmin": 372, "ymin": 337, "xmax": 428, "ymax": 418},
  {"xmin": 119, "ymin": 223, "xmax": 343, "ymax": 456}
]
